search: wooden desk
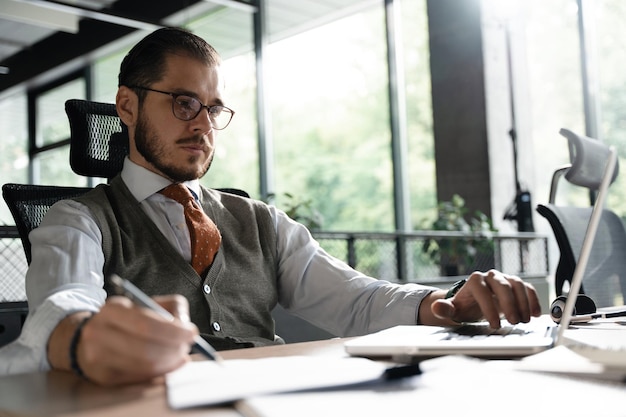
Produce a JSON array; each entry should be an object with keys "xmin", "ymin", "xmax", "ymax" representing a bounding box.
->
[
  {"xmin": 0, "ymin": 338, "xmax": 349, "ymax": 417},
  {"xmin": 1, "ymin": 335, "xmax": 625, "ymax": 417}
]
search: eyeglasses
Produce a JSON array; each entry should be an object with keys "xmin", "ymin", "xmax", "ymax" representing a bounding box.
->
[{"xmin": 129, "ymin": 85, "xmax": 235, "ymax": 130}]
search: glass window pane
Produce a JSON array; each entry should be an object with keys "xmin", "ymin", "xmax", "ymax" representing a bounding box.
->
[
  {"xmin": 0, "ymin": 93, "xmax": 28, "ymax": 225},
  {"xmin": 94, "ymin": 49, "xmax": 127, "ymax": 103},
  {"xmin": 188, "ymin": 9, "xmax": 259, "ymax": 196},
  {"xmin": 34, "ymin": 77, "xmax": 86, "ymax": 185},
  {"xmin": 268, "ymin": 6, "xmax": 393, "ymax": 231},
  {"xmin": 523, "ymin": 1, "xmax": 585, "ymax": 207},
  {"xmin": 34, "ymin": 147, "xmax": 87, "ymax": 187},
  {"xmin": 400, "ymin": 0, "xmax": 436, "ymax": 227},
  {"xmin": 204, "ymin": 52, "xmax": 260, "ymax": 197},
  {"xmin": 593, "ymin": 0, "xmax": 626, "ymax": 216},
  {"xmin": 36, "ymin": 78, "xmax": 85, "ymax": 147}
]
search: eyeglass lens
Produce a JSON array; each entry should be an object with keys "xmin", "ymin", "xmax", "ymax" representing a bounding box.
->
[{"xmin": 172, "ymin": 95, "xmax": 232, "ymax": 129}]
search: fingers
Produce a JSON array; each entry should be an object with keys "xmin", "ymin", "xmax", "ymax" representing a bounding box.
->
[
  {"xmin": 484, "ymin": 271, "xmax": 542, "ymax": 324},
  {"xmin": 466, "ymin": 274, "xmax": 502, "ymax": 327},
  {"xmin": 154, "ymin": 294, "xmax": 192, "ymax": 324},
  {"xmin": 79, "ymin": 295, "xmax": 198, "ymax": 386},
  {"xmin": 442, "ymin": 270, "xmax": 542, "ymax": 328},
  {"xmin": 504, "ymin": 277, "xmax": 542, "ymax": 322}
]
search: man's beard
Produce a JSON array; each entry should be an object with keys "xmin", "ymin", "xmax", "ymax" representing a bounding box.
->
[{"xmin": 135, "ymin": 114, "xmax": 212, "ymax": 182}]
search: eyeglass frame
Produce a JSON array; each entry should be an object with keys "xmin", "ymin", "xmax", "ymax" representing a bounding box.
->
[{"xmin": 128, "ymin": 85, "xmax": 235, "ymax": 130}]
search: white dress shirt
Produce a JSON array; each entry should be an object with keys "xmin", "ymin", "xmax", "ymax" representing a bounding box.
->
[{"xmin": 0, "ymin": 158, "xmax": 436, "ymax": 375}]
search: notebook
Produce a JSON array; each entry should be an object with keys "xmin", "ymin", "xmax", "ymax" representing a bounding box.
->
[{"xmin": 345, "ymin": 145, "xmax": 619, "ymax": 360}]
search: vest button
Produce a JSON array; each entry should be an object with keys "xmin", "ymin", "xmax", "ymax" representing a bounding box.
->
[
  {"xmin": 212, "ymin": 322, "xmax": 221, "ymax": 332},
  {"xmin": 203, "ymin": 284, "xmax": 211, "ymax": 294}
]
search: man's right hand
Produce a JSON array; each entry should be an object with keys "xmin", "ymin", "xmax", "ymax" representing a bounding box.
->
[{"xmin": 47, "ymin": 294, "xmax": 198, "ymax": 386}]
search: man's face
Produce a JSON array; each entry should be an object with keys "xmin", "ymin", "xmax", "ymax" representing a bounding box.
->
[{"xmin": 128, "ymin": 54, "xmax": 225, "ymax": 182}]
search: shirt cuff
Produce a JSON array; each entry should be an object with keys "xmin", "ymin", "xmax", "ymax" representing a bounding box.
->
[{"xmin": 0, "ymin": 290, "xmax": 101, "ymax": 375}]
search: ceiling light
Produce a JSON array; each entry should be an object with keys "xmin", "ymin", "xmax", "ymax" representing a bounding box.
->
[{"xmin": 0, "ymin": 0, "xmax": 79, "ymax": 33}]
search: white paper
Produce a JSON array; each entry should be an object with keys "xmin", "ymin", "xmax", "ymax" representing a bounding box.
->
[
  {"xmin": 239, "ymin": 355, "xmax": 626, "ymax": 417},
  {"xmin": 563, "ymin": 322, "xmax": 626, "ymax": 369},
  {"xmin": 166, "ymin": 355, "xmax": 386, "ymax": 409},
  {"xmin": 488, "ymin": 344, "xmax": 626, "ymax": 382}
]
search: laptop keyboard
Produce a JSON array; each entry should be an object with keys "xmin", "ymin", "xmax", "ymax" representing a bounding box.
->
[{"xmin": 443, "ymin": 320, "xmax": 554, "ymax": 340}]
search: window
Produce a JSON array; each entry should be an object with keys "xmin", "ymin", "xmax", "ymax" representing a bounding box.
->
[
  {"xmin": 207, "ymin": 53, "xmax": 261, "ymax": 197},
  {"xmin": 33, "ymin": 77, "xmax": 86, "ymax": 186},
  {"xmin": 0, "ymin": 93, "xmax": 28, "ymax": 225},
  {"xmin": 93, "ymin": 49, "xmax": 128, "ymax": 103},
  {"xmin": 266, "ymin": 1, "xmax": 433, "ymax": 232},
  {"xmin": 400, "ymin": 0, "xmax": 436, "ymax": 228},
  {"xmin": 517, "ymin": 0, "xmax": 626, "ymax": 219},
  {"xmin": 188, "ymin": 8, "xmax": 260, "ymax": 197},
  {"xmin": 269, "ymin": 7, "xmax": 394, "ymax": 231},
  {"xmin": 592, "ymin": 0, "xmax": 626, "ymax": 215}
]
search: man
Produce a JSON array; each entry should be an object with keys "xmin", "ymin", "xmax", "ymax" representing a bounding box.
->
[{"xmin": 0, "ymin": 27, "xmax": 541, "ymax": 386}]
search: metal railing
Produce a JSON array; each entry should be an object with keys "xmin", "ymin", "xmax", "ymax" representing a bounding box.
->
[
  {"xmin": 0, "ymin": 226, "xmax": 549, "ymax": 302},
  {"xmin": 312, "ymin": 230, "xmax": 549, "ymax": 284}
]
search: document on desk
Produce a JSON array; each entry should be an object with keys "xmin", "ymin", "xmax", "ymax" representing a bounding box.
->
[
  {"xmin": 238, "ymin": 355, "xmax": 626, "ymax": 417},
  {"xmin": 166, "ymin": 356, "xmax": 387, "ymax": 409}
]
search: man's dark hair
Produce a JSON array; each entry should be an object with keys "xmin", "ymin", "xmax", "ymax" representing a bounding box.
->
[{"xmin": 118, "ymin": 27, "xmax": 221, "ymax": 99}]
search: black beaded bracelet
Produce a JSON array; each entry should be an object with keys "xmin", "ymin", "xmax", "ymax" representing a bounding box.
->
[{"xmin": 69, "ymin": 314, "xmax": 94, "ymax": 379}]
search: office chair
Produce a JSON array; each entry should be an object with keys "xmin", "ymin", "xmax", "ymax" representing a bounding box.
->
[
  {"xmin": 536, "ymin": 128, "xmax": 626, "ymax": 307},
  {"xmin": 0, "ymin": 185, "xmax": 85, "ymax": 347},
  {"xmin": 2, "ymin": 99, "xmax": 129, "ymax": 265},
  {"xmin": 65, "ymin": 99, "xmax": 129, "ymax": 181},
  {"xmin": 2, "ymin": 184, "xmax": 92, "ymax": 264}
]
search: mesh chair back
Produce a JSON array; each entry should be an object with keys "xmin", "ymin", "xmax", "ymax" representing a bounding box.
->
[
  {"xmin": 2, "ymin": 183, "xmax": 91, "ymax": 264},
  {"xmin": 65, "ymin": 99, "xmax": 129, "ymax": 180},
  {"xmin": 537, "ymin": 204, "xmax": 626, "ymax": 306}
]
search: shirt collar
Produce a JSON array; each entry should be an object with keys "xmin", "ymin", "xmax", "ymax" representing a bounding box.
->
[{"xmin": 120, "ymin": 158, "xmax": 202, "ymax": 203}]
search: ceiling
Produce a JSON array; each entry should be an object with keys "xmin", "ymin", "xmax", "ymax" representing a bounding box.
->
[{"xmin": 0, "ymin": 0, "xmax": 376, "ymax": 95}]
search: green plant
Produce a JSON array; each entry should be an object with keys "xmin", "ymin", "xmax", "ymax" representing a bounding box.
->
[
  {"xmin": 265, "ymin": 192, "xmax": 324, "ymax": 231},
  {"xmin": 421, "ymin": 194, "xmax": 497, "ymax": 276}
]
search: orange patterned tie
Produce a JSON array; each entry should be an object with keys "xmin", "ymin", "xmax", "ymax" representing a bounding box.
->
[{"xmin": 160, "ymin": 184, "xmax": 221, "ymax": 275}]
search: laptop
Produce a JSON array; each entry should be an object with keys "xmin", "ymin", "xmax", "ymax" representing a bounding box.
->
[{"xmin": 345, "ymin": 145, "xmax": 619, "ymax": 360}]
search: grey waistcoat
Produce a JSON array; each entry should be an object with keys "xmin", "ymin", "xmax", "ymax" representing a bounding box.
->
[{"xmin": 75, "ymin": 176, "xmax": 282, "ymax": 350}]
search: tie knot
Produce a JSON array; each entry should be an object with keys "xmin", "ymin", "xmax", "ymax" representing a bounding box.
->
[{"xmin": 160, "ymin": 183, "xmax": 195, "ymax": 205}]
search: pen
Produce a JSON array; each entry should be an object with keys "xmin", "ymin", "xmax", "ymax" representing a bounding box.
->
[{"xmin": 108, "ymin": 274, "xmax": 222, "ymax": 363}]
